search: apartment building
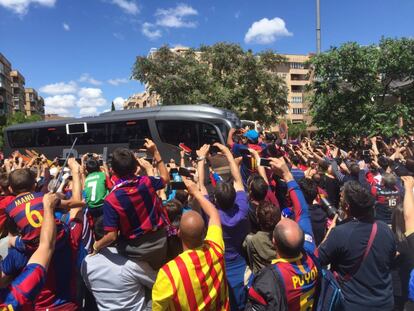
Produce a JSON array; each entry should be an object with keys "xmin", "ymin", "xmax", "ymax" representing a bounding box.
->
[
  {"xmin": 25, "ymin": 88, "xmax": 45, "ymax": 118},
  {"xmin": 10, "ymin": 70, "xmax": 26, "ymax": 113},
  {"xmin": 274, "ymin": 54, "xmax": 313, "ymax": 124},
  {"xmin": 0, "ymin": 53, "xmax": 13, "ymax": 115},
  {"xmin": 124, "ymin": 91, "xmax": 159, "ymax": 110}
]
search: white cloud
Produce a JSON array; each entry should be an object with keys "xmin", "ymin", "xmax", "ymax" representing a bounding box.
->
[
  {"xmin": 107, "ymin": 78, "xmax": 129, "ymax": 86},
  {"xmin": 79, "ymin": 73, "xmax": 102, "ymax": 86},
  {"xmin": 244, "ymin": 17, "xmax": 292, "ymax": 44},
  {"xmin": 79, "ymin": 107, "xmax": 98, "ymax": 116},
  {"xmin": 44, "ymin": 94, "xmax": 76, "ymax": 116},
  {"xmin": 141, "ymin": 22, "xmax": 162, "ymax": 40},
  {"xmin": 62, "ymin": 22, "xmax": 70, "ymax": 31},
  {"xmin": 77, "ymin": 96, "xmax": 106, "ymax": 108},
  {"xmin": 155, "ymin": 3, "xmax": 198, "ymax": 28},
  {"xmin": 78, "ymin": 87, "xmax": 103, "ymax": 99},
  {"xmin": 110, "ymin": 0, "xmax": 139, "ymax": 15},
  {"xmin": 41, "ymin": 79, "xmax": 110, "ymax": 117},
  {"xmin": 40, "ymin": 81, "xmax": 77, "ymax": 95},
  {"xmin": 0, "ymin": 0, "xmax": 55, "ymax": 15},
  {"xmin": 113, "ymin": 97, "xmax": 125, "ymax": 109},
  {"xmin": 44, "ymin": 94, "xmax": 77, "ymax": 108},
  {"xmin": 45, "ymin": 107, "xmax": 72, "ymax": 116}
]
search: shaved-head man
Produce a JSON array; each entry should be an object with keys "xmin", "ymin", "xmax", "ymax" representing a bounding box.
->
[
  {"xmin": 273, "ymin": 218, "xmax": 304, "ymax": 258},
  {"xmin": 179, "ymin": 211, "xmax": 205, "ymax": 250},
  {"xmin": 152, "ymin": 178, "xmax": 230, "ymax": 311},
  {"xmin": 246, "ymin": 157, "xmax": 320, "ymax": 311}
]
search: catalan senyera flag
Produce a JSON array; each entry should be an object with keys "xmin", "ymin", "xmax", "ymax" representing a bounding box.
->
[{"xmin": 152, "ymin": 225, "xmax": 230, "ymax": 311}]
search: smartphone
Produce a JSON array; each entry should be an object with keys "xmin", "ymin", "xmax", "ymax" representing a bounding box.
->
[
  {"xmin": 66, "ymin": 122, "xmax": 88, "ymax": 135},
  {"xmin": 209, "ymin": 145, "xmax": 220, "ymax": 156},
  {"xmin": 179, "ymin": 143, "xmax": 192, "ymax": 154},
  {"xmin": 362, "ymin": 150, "xmax": 370, "ymax": 156},
  {"xmin": 170, "ymin": 168, "xmax": 179, "ymax": 174},
  {"xmin": 178, "ymin": 167, "xmax": 194, "ymax": 178},
  {"xmin": 171, "ymin": 182, "xmax": 186, "ymax": 190},
  {"xmin": 259, "ymin": 158, "xmax": 272, "ymax": 167}
]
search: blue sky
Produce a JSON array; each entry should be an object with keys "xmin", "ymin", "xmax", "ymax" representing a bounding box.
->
[{"xmin": 0, "ymin": 0, "xmax": 413, "ymax": 117}]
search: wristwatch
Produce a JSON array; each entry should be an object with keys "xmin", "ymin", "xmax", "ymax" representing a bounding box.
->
[{"xmin": 196, "ymin": 156, "xmax": 206, "ymax": 162}]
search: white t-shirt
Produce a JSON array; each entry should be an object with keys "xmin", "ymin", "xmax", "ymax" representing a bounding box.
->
[{"xmin": 81, "ymin": 247, "xmax": 156, "ymax": 311}]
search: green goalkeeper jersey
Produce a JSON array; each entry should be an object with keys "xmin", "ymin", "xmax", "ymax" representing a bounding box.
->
[{"xmin": 84, "ymin": 171, "xmax": 109, "ymax": 209}]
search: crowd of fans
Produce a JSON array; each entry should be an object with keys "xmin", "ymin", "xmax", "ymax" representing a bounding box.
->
[{"xmin": 0, "ymin": 128, "xmax": 413, "ymax": 311}]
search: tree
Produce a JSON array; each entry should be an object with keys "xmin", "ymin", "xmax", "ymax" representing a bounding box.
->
[
  {"xmin": 132, "ymin": 43, "xmax": 289, "ymax": 125},
  {"xmin": 287, "ymin": 122, "xmax": 307, "ymax": 139},
  {"xmin": 0, "ymin": 112, "xmax": 43, "ymax": 148},
  {"xmin": 309, "ymin": 38, "xmax": 414, "ymax": 139},
  {"xmin": 111, "ymin": 101, "xmax": 115, "ymax": 111}
]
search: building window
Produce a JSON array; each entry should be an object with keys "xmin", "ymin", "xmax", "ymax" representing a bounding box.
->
[
  {"xmin": 290, "ymin": 62, "xmax": 304, "ymax": 69},
  {"xmin": 291, "ymin": 96, "xmax": 302, "ymax": 103},
  {"xmin": 291, "ymin": 85, "xmax": 304, "ymax": 93},
  {"xmin": 292, "ymin": 108, "xmax": 307, "ymax": 115}
]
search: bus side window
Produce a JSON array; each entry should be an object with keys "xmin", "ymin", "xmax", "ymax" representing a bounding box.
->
[
  {"xmin": 36, "ymin": 127, "xmax": 67, "ymax": 146},
  {"xmin": 156, "ymin": 120, "xmax": 198, "ymax": 150},
  {"xmin": 78, "ymin": 123, "xmax": 108, "ymax": 145},
  {"xmin": 199, "ymin": 123, "xmax": 220, "ymax": 146},
  {"xmin": 8, "ymin": 129, "xmax": 35, "ymax": 148},
  {"xmin": 110, "ymin": 120, "xmax": 151, "ymax": 143}
]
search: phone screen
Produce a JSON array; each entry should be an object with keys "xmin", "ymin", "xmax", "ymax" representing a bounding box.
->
[
  {"xmin": 178, "ymin": 167, "xmax": 194, "ymax": 178},
  {"xmin": 171, "ymin": 182, "xmax": 186, "ymax": 190},
  {"xmin": 259, "ymin": 158, "xmax": 272, "ymax": 167}
]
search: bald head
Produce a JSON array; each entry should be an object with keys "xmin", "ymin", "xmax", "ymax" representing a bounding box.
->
[
  {"xmin": 273, "ymin": 218, "xmax": 304, "ymax": 258},
  {"xmin": 179, "ymin": 211, "xmax": 206, "ymax": 250}
]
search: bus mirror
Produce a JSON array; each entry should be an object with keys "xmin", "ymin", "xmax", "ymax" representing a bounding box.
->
[{"xmin": 66, "ymin": 123, "xmax": 88, "ymax": 135}]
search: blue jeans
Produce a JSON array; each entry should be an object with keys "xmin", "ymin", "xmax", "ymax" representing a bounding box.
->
[{"xmin": 225, "ymin": 255, "xmax": 247, "ymax": 311}]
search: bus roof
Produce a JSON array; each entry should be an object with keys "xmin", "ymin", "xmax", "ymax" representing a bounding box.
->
[{"xmin": 6, "ymin": 104, "xmax": 241, "ymax": 131}]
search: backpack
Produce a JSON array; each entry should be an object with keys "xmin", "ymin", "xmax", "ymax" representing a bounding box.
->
[{"xmin": 310, "ymin": 254, "xmax": 345, "ymax": 311}]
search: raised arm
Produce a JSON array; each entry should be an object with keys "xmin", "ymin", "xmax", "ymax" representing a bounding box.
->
[
  {"xmin": 183, "ymin": 178, "xmax": 221, "ymax": 227},
  {"xmin": 227, "ymin": 128, "xmax": 236, "ymax": 146},
  {"xmin": 145, "ymin": 139, "xmax": 170, "ymax": 185},
  {"xmin": 401, "ymin": 176, "xmax": 414, "ymax": 233},
  {"xmin": 196, "ymin": 144, "xmax": 210, "ymax": 195},
  {"xmin": 28, "ymin": 193, "xmax": 58, "ymax": 269},
  {"xmin": 214, "ymin": 143, "xmax": 244, "ymax": 191},
  {"xmin": 270, "ymin": 157, "xmax": 316, "ymax": 254},
  {"xmin": 249, "ymin": 148, "xmax": 269, "ymax": 184}
]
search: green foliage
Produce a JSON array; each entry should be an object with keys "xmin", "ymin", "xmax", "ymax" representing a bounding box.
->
[
  {"xmin": 309, "ymin": 37, "xmax": 414, "ymax": 139},
  {"xmin": 132, "ymin": 43, "xmax": 289, "ymax": 125},
  {"xmin": 0, "ymin": 112, "xmax": 42, "ymax": 148},
  {"xmin": 287, "ymin": 122, "xmax": 307, "ymax": 139}
]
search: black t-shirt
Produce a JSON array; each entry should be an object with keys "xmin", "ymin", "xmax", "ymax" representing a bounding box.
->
[
  {"xmin": 308, "ymin": 204, "xmax": 328, "ymax": 246},
  {"xmin": 319, "ymin": 175, "xmax": 341, "ymax": 208},
  {"xmin": 319, "ymin": 219, "xmax": 396, "ymax": 311}
]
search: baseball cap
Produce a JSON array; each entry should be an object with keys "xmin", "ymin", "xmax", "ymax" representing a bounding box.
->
[{"xmin": 243, "ymin": 130, "xmax": 259, "ymax": 143}]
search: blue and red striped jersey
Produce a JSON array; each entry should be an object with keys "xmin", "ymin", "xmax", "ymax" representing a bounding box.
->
[
  {"xmin": 6, "ymin": 192, "xmax": 44, "ymax": 244},
  {"xmin": 2, "ymin": 219, "xmax": 83, "ymax": 310},
  {"xmin": 0, "ymin": 263, "xmax": 46, "ymax": 311},
  {"xmin": 103, "ymin": 176, "xmax": 167, "ymax": 240},
  {"xmin": 6, "ymin": 192, "xmax": 66, "ymax": 251}
]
